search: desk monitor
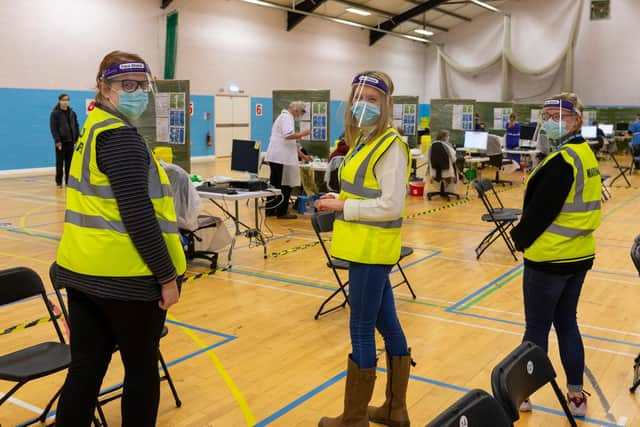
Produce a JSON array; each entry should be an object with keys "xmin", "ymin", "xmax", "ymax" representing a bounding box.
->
[
  {"xmin": 519, "ymin": 125, "xmax": 536, "ymax": 147},
  {"xmin": 463, "ymin": 131, "xmax": 488, "ymax": 151},
  {"xmin": 231, "ymin": 139, "xmax": 260, "ymax": 176},
  {"xmin": 581, "ymin": 125, "xmax": 597, "ymax": 139},
  {"xmin": 598, "ymin": 123, "xmax": 614, "ymax": 136},
  {"xmin": 616, "ymin": 122, "xmax": 629, "ymax": 131}
]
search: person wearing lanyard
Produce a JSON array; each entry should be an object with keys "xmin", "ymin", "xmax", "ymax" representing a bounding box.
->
[
  {"xmin": 265, "ymin": 101, "xmax": 312, "ymax": 219},
  {"xmin": 315, "ymin": 71, "xmax": 412, "ymax": 427},
  {"xmin": 510, "ymin": 93, "xmax": 601, "ymax": 417},
  {"xmin": 505, "ymin": 113, "xmax": 521, "ymax": 163},
  {"xmin": 54, "ymin": 51, "xmax": 186, "ymax": 426}
]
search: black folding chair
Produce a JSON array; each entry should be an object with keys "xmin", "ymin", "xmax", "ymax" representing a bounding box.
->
[
  {"xmin": 311, "ymin": 212, "xmax": 416, "ymax": 319},
  {"xmin": 473, "ymin": 179, "xmax": 519, "ymax": 261},
  {"xmin": 425, "ymin": 389, "xmax": 512, "ymax": 427},
  {"xmin": 608, "ymin": 142, "xmax": 632, "ymax": 187},
  {"xmin": 491, "ymin": 341, "xmax": 576, "ymax": 426},
  {"xmin": 630, "ymin": 236, "xmax": 640, "ymax": 393},
  {"xmin": 49, "ymin": 263, "xmax": 182, "ymax": 426},
  {"xmin": 0, "ymin": 267, "xmax": 71, "ymax": 426}
]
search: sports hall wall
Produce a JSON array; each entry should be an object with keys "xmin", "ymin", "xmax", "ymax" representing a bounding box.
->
[{"xmin": 0, "ymin": 0, "xmax": 638, "ymax": 171}]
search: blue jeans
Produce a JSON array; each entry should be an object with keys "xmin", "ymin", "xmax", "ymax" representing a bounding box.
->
[
  {"xmin": 522, "ymin": 266, "xmax": 587, "ymax": 392},
  {"xmin": 349, "ymin": 262, "xmax": 408, "ymax": 369}
]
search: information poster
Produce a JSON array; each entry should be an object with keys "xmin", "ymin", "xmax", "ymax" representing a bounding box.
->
[
  {"xmin": 156, "ymin": 92, "xmax": 186, "ymax": 144},
  {"xmin": 493, "ymin": 107, "xmax": 512, "ymax": 129},
  {"xmin": 530, "ymin": 109, "xmax": 541, "ymax": 123},
  {"xmin": 583, "ymin": 110, "xmax": 597, "ymax": 126},
  {"xmin": 402, "ymin": 104, "xmax": 417, "ymax": 136},
  {"xmin": 453, "ymin": 104, "xmax": 474, "ymax": 130},
  {"xmin": 312, "ymin": 102, "xmax": 327, "ymax": 141}
]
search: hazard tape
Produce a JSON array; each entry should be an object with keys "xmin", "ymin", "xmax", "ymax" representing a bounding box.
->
[
  {"xmin": 403, "ymin": 184, "xmax": 517, "ymax": 220},
  {"xmin": 1, "ymin": 313, "xmax": 62, "ymax": 336},
  {"xmin": 269, "ymin": 240, "xmax": 330, "ymax": 258}
]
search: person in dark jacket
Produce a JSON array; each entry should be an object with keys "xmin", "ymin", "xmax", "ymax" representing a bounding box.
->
[{"xmin": 49, "ymin": 93, "xmax": 80, "ymax": 187}]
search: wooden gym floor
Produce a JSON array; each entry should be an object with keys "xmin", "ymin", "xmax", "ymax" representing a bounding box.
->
[{"xmin": 1, "ymin": 156, "xmax": 640, "ymax": 426}]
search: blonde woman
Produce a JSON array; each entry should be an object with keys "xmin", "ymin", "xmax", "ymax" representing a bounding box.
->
[{"xmin": 315, "ymin": 71, "xmax": 412, "ymax": 427}]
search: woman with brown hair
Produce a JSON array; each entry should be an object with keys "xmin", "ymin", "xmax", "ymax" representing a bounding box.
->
[
  {"xmin": 315, "ymin": 71, "xmax": 412, "ymax": 427},
  {"xmin": 54, "ymin": 50, "xmax": 186, "ymax": 426}
]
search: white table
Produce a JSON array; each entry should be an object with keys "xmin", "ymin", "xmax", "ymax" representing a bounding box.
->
[
  {"xmin": 502, "ymin": 148, "xmax": 539, "ymax": 156},
  {"xmin": 198, "ymin": 188, "xmax": 282, "ymax": 265},
  {"xmin": 300, "ymin": 162, "xmax": 328, "ymax": 172}
]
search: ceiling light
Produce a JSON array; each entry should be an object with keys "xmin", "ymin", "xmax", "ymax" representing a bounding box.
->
[
  {"xmin": 241, "ymin": 0, "xmax": 274, "ymax": 7},
  {"xmin": 404, "ymin": 35, "xmax": 429, "ymax": 43},
  {"xmin": 345, "ymin": 7, "xmax": 371, "ymax": 17},
  {"xmin": 414, "ymin": 29, "xmax": 434, "ymax": 36},
  {"xmin": 333, "ymin": 18, "xmax": 364, "ymax": 28},
  {"xmin": 470, "ymin": 0, "xmax": 501, "ymax": 13}
]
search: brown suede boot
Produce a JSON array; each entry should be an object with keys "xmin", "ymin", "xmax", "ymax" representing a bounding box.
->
[
  {"xmin": 367, "ymin": 352, "xmax": 412, "ymax": 427},
  {"xmin": 318, "ymin": 356, "xmax": 376, "ymax": 427}
]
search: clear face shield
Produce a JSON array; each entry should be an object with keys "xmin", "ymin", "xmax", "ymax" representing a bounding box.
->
[
  {"xmin": 541, "ymin": 99, "xmax": 581, "ymax": 147},
  {"xmin": 350, "ymin": 74, "xmax": 389, "ymax": 128},
  {"xmin": 101, "ymin": 62, "xmax": 157, "ymax": 124}
]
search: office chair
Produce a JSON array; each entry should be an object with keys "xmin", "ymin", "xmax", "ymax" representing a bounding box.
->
[
  {"xmin": 49, "ymin": 263, "xmax": 182, "ymax": 426},
  {"xmin": 425, "ymin": 389, "xmax": 512, "ymax": 427},
  {"xmin": 473, "ymin": 179, "xmax": 519, "ymax": 261},
  {"xmin": 487, "ymin": 134, "xmax": 512, "ymax": 186},
  {"xmin": 310, "ymin": 212, "xmax": 416, "ymax": 319},
  {"xmin": 180, "ymin": 216, "xmax": 222, "ymax": 270},
  {"xmin": 324, "ymin": 155, "xmax": 344, "ymax": 192},
  {"xmin": 0, "ymin": 267, "xmax": 72, "ymax": 426},
  {"xmin": 427, "ymin": 141, "xmax": 460, "ymax": 200},
  {"xmin": 491, "ymin": 341, "xmax": 576, "ymax": 426}
]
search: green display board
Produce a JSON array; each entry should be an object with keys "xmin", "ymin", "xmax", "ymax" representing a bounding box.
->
[
  {"xmin": 430, "ymin": 98, "xmax": 475, "ymax": 146},
  {"xmin": 475, "ymin": 101, "xmax": 513, "ymax": 136},
  {"xmin": 590, "ymin": 107, "xmax": 639, "ymax": 128},
  {"xmin": 143, "ymin": 80, "xmax": 191, "ymax": 172},
  {"xmin": 392, "ymin": 96, "xmax": 419, "ymax": 147},
  {"xmin": 272, "ymin": 90, "xmax": 330, "ymax": 158},
  {"xmin": 512, "ymin": 103, "xmax": 542, "ymax": 127}
]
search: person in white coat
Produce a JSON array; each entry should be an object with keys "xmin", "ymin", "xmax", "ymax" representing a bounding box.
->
[{"xmin": 265, "ymin": 101, "xmax": 312, "ymax": 218}]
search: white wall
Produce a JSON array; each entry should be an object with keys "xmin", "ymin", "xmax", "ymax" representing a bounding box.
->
[
  {"xmin": 0, "ymin": 0, "xmax": 164, "ymax": 90},
  {"xmin": 171, "ymin": 0, "xmax": 429, "ymax": 100},
  {"xmin": 427, "ymin": 0, "xmax": 640, "ymax": 105}
]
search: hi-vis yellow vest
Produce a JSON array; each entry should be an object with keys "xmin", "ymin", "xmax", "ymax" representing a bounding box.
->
[
  {"xmin": 57, "ymin": 107, "xmax": 186, "ymax": 277},
  {"xmin": 524, "ymin": 141, "xmax": 602, "ymax": 264},
  {"xmin": 331, "ymin": 128, "xmax": 410, "ymax": 265}
]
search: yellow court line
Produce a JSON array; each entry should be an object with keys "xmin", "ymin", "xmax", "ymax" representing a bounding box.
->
[
  {"xmin": 0, "ymin": 251, "xmax": 50, "ymax": 265},
  {"xmin": 18, "ymin": 204, "xmax": 56, "ymax": 236},
  {"xmin": 166, "ymin": 313, "xmax": 256, "ymax": 426}
]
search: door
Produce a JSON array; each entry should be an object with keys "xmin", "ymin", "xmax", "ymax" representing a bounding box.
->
[{"xmin": 214, "ymin": 95, "xmax": 251, "ymax": 157}]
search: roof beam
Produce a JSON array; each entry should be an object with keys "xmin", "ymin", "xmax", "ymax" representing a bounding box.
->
[
  {"xmin": 405, "ymin": 0, "xmax": 471, "ymax": 22},
  {"xmin": 335, "ymin": 0, "xmax": 448, "ymax": 32},
  {"xmin": 369, "ymin": 0, "xmax": 450, "ymax": 46},
  {"xmin": 287, "ymin": 0, "xmax": 328, "ymax": 31},
  {"xmin": 161, "ymin": 0, "xmax": 173, "ymax": 9}
]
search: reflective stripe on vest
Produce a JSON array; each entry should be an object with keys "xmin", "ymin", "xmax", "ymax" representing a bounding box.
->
[
  {"xmin": 559, "ymin": 147, "xmax": 601, "ymax": 214},
  {"xmin": 335, "ymin": 212, "xmax": 402, "ymax": 229},
  {"xmin": 65, "ymin": 210, "xmax": 178, "ymax": 234}
]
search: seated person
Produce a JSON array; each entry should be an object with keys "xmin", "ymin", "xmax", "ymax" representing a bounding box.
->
[
  {"xmin": 427, "ymin": 130, "xmax": 458, "ymax": 192},
  {"xmin": 329, "ymin": 133, "xmax": 349, "ymax": 160},
  {"xmin": 160, "ymin": 161, "xmax": 232, "ymax": 254}
]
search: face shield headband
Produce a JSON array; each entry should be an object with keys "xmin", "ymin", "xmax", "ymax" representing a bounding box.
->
[{"xmin": 351, "ymin": 74, "xmax": 388, "ymax": 128}]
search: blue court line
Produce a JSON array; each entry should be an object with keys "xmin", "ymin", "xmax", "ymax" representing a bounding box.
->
[
  {"xmin": 452, "ymin": 310, "xmax": 640, "ymax": 349},
  {"xmin": 0, "ymin": 208, "xmax": 66, "ymax": 222},
  {"xmin": 253, "ymin": 368, "xmax": 619, "ymax": 426},
  {"xmin": 391, "ymin": 250, "xmax": 442, "ymax": 272},
  {"xmin": 253, "ymin": 371, "xmax": 347, "ymax": 427},
  {"xmin": 446, "ymin": 264, "xmax": 523, "ymax": 312},
  {"xmin": 592, "ymin": 269, "xmax": 640, "ymax": 279},
  {"xmin": 1, "ymin": 226, "xmax": 60, "ymax": 241},
  {"xmin": 16, "ymin": 320, "xmax": 237, "ymax": 427}
]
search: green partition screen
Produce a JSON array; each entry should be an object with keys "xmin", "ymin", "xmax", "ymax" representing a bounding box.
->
[{"xmin": 392, "ymin": 96, "xmax": 419, "ymax": 147}]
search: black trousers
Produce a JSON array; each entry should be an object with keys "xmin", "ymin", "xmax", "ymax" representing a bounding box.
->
[
  {"xmin": 56, "ymin": 288, "xmax": 166, "ymax": 427},
  {"xmin": 266, "ymin": 162, "xmax": 292, "ymax": 217},
  {"xmin": 55, "ymin": 142, "xmax": 74, "ymax": 185}
]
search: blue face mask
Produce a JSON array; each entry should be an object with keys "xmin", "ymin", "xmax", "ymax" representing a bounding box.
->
[
  {"xmin": 542, "ymin": 119, "xmax": 568, "ymax": 141},
  {"xmin": 351, "ymin": 102, "xmax": 381, "ymax": 126},
  {"xmin": 117, "ymin": 90, "xmax": 149, "ymax": 120}
]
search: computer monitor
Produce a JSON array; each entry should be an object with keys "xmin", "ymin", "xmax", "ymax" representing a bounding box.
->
[
  {"xmin": 463, "ymin": 131, "xmax": 488, "ymax": 151},
  {"xmin": 616, "ymin": 122, "xmax": 629, "ymax": 131},
  {"xmin": 598, "ymin": 123, "xmax": 614, "ymax": 136},
  {"xmin": 231, "ymin": 139, "xmax": 260, "ymax": 176},
  {"xmin": 519, "ymin": 125, "xmax": 536, "ymax": 141},
  {"xmin": 581, "ymin": 126, "xmax": 597, "ymax": 139}
]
